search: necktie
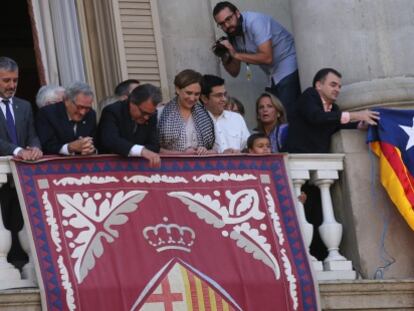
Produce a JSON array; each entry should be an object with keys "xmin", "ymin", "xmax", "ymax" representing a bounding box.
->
[
  {"xmin": 3, "ymin": 99, "xmax": 18, "ymax": 145},
  {"xmin": 70, "ymin": 120, "xmax": 77, "ymax": 136}
]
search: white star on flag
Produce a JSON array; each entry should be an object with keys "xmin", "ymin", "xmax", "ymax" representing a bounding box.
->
[{"xmin": 399, "ymin": 117, "xmax": 414, "ymax": 151}]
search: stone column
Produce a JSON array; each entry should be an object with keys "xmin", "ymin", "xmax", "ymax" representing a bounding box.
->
[
  {"xmin": 290, "ymin": 0, "xmax": 414, "ymax": 279},
  {"xmin": 156, "ymin": 0, "xmax": 219, "ymax": 98},
  {"xmin": 290, "ymin": 0, "xmax": 414, "ymax": 109}
]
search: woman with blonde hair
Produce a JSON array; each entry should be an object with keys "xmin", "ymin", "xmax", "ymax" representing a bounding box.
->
[
  {"xmin": 255, "ymin": 92, "xmax": 288, "ymax": 152},
  {"xmin": 158, "ymin": 69, "xmax": 215, "ymax": 154}
]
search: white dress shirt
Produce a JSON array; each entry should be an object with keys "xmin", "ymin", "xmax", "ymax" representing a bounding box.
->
[{"xmin": 209, "ymin": 110, "xmax": 250, "ymax": 153}]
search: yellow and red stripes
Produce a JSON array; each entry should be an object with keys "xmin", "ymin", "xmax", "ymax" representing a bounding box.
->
[
  {"xmin": 371, "ymin": 141, "xmax": 414, "ymax": 230},
  {"xmin": 180, "ymin": 265, "xmax": 235, "ymax": 311}
]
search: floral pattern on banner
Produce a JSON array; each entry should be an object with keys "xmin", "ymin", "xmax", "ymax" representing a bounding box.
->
[{"xmin": 11, "ymin": 155, "xmax": 317, "ymax": 311}]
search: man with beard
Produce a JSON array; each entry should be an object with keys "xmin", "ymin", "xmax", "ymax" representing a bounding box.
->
[
  {"xmin": 0, "ymin": 57, "xmax": 42, "ymax": 160},
  {"xmin": 0, "ymin": 56, "xmax": 43, "ymax": 268},
  {"xmin": 212, "ymin": 1, "xmax": 300, "ymax": 120}
]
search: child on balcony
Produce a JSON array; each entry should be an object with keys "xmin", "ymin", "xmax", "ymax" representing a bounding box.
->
[{"xmin": 247, "ymin": 133, "xmax": 307, "ymax": 204}]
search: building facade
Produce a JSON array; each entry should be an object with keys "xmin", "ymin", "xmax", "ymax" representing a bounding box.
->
[{"xmin": 6, "ymin": 0, "xmax": 414, "ymax": 279}]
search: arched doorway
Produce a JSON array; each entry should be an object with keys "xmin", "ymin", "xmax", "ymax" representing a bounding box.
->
[{"xmin": 0, "ymin": 1, "xmax": 41, "ymax": 110}]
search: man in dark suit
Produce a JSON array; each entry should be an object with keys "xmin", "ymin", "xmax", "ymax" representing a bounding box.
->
[
  {"xmin": 98, "ymin": 84, "xmax": 162, "ymax": 168},
  {"xmin": 0, "ymin": 57, "xmax": 42, "ymax": 160},
  {"xmin": 287, "ymin": 68, "xmax": 380, "ymax": 153},
  {"xmin": 36, "ymin": 81, "xmax": 97, "ymax": 155},
  {"xmin": 286, "ymin": 68, "xmax": 380, "ymax": 260},
  {"xmin": 0, "ymin": 56, "xmax": 42, "ymax": 267}
]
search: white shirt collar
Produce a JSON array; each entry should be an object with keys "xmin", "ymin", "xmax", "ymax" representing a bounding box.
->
[
  {"xmin": 0, "ymin": 97, "xmax": 13, "ymax": 105},
  {"xmin": 208, "ymin": 110, "xmax": 226, "ymax": 121}
]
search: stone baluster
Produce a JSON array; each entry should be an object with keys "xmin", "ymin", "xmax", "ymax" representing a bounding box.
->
[
  {"xmin": 0, "ymin": 157, "xmax": 38, "ymax": 288},
  {"xmin": 0, "ymin": 173, "xmax": 23, "ymax": 289},
  {"xmin": 312, "ymin": 170, "xmax": 356, "ymax": 280},
  {"xmin": 290, "ymin": 171, "xmax": 323, "ymax": 272},
  {"xmin": 18, "ymin": 226, "xmax": 37, "ymax": 284}
]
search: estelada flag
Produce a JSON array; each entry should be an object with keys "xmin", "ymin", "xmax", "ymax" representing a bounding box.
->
[{"xmin": 367, "ymin": 108, "xmax": 414, "ymax": 230}]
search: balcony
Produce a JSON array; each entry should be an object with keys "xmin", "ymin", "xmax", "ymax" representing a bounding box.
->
[{"xmin": 0, "ymin": 154, "xmax": 412, "ymax": 310}]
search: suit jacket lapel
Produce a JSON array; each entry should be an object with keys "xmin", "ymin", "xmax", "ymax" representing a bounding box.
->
[
  {"xmin": 76, "ymin": 111, "xmax": 92, "ymax": 138},
  {"xmin": 77, "ymin": 119, "xmax": 88, "ymax": 137},
  {"xmin": 122, "ymin": 101, "xmax": 135, "ymax": 139},
  {"xmin": 0, "ymin": 107, "xmax": 13, "ymax": 143},
  {"xmin": 57, "ymin": 103, "xmax": 76, "ymax": 139},
  {"xmin": 12, "ymin": 99, "xmax": 25, "ymax": 145}
]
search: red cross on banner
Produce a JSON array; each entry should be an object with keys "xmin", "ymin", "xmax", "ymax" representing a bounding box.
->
[
  {"xmin": 146, "ymin": 278, "xmax": 183, "ymax": 311},
  {"xmin": 11, "ymin": 155, "xmax": 319, "ymax": 311}
]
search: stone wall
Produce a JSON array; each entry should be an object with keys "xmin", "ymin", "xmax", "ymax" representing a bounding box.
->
[{"xmin": 156, "ymin": 0, "xmax": 293, "ymax": 128}]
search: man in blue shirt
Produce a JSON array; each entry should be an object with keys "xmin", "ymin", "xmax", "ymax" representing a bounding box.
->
[{"xmin": 213, "ymin": 1, "xmax": 300, "ymax": 120}]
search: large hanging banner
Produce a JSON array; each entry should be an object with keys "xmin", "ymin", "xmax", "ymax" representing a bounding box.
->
[{"xmin": 11, "ymin": 155, "xmax": 318, "ymax": 311}]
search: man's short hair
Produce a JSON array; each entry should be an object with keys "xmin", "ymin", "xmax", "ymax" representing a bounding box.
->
[
  {"xmin": 36, "ymin": 85, "xmax": 65, "ymax": 108},
  {"xmin": 65, "ymin": 82, "xmax": 94, "ymax": 101},
  {"xmin": 114, "ymin": 79, "xmax": 140, "ymax": 97},
  {"xmin": 312, "ymin": 68, "xmax": 342, "ymax": 88},
  {"xmin": 129, "ymin": 84, "xmax": 162, "ymax": 107},
  {"xmin": 201, "ymin": 74, "xmax": 225, "ymax": 97},
  {"xmin": 0, "ymin": 57, "xmax": 18, "ymax": 72},
  {"xmin": 213, "ymin": 1, "xmax": 239, "ymax": 16},
  {"xmin": 247, "ymin": 133, "xmax": 269, "ymax": 150}
]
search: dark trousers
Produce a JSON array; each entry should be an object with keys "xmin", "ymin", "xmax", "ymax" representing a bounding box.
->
[
  {"xmin": 0, "ymin": 182, "xmax": 27, "ymax": 269},
  {"xmin": 266, "ymin": 70, "xmax": 301, "ymax": 123},
  {"xmin": 302, "ymin": 183, "xmax": 328, "ymax": 261}
]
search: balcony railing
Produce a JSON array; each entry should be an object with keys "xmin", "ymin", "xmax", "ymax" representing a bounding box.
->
[
  {"xmin": 288, "ymin": 154, "xmax": 356, "ymax": 281},
  {"xmin": 0, "ymin": 154, "xmax": 355, "ymax": 289}
]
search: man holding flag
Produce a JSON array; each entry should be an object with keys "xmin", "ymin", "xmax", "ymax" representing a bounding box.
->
[{"xmin": 287, "ymin": 68, "xmax": 380, "ymax": 153}]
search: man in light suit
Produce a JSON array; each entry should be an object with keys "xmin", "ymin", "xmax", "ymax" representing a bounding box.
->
[
  {"xmin": 98, "ymin": 84, "xmax": 161, "ymax": 168},
  {"xmin": 0, "ymin": 56, "xmax": 42, "ymax": 267},
  {"xmin": 36, "ymin": 81, "xmax": 97, "ymax": 155}
]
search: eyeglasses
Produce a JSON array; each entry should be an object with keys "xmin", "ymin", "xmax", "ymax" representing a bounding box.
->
[
  {"xmin": 72, "ymin": 100, "xmax": 91, "ymax": 113},
  {"xmin": 216, "ymin": 13, "xmax": 235, "ymax": 28},
  {"xmin": 210, "ymin": 92, "xmax": 228, "ymax": 99},
  {"xmin": 137, "ymin": 105, "xmax": 155, "ymax": 117}
]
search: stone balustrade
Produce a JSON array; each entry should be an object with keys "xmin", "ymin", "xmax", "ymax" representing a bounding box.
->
[
  {"xmin": 0, "ymin": 154, "xmax": 355, "ymax": 289},
  {"xmin": 288, "ymin": 154, "xmax": 357, "ymax": 281},
  {"xmin": 0, "ymin": 157, "xmax": 36, "ymax": 289}
]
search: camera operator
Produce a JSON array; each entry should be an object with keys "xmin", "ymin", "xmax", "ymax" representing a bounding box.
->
[{"xmin": 212, "ymin": 1, "xmax": 300, "ymax": 121}]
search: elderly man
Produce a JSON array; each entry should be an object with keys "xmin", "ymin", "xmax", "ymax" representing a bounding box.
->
[
  {"xmin": 35, "ymin": 84, "xmax": 65, "ymax": 108},
  {"xmin": 213, "ymin": 1, "xmax": 300, "ymax": 119},
  {"xmin": 98, "ymin": 84, "xmax": 162, "ymax": 168},
  {"xmin": 200, "ymin": 74, "xmax": 249, "ymax": 153},
  {"xmin": 287, "ymin": 68, "xmax": 380, "ymax": 153},
  {"xmin": 35, "ymin": 81, "xmax": 97, "ymax": 155}
]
